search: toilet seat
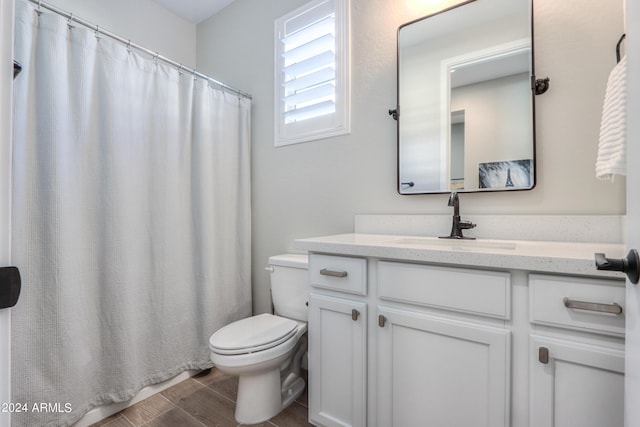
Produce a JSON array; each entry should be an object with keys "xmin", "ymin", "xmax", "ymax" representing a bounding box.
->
[{"xmin": 210, "ymin": 313, "xmax": 298, "ymax": 355}]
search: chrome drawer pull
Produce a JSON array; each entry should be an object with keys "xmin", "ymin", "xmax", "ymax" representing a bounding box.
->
[
  {"xmin": 320, "ymin": 268, "xmax": 348, "ymax": 278},
  {"xmin": 563, "ymin": 297, "xmax": 623, "ymax": 315}
]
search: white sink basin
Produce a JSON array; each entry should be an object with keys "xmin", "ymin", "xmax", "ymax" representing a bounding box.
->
[{"xmin": 387, "ymin": 236, "xmax": 518, "ymax": 250}]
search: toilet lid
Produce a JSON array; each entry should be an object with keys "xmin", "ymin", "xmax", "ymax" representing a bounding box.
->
[{"xmin": 209, "ymin": 313, "xmax": 298, "ymax": 355}]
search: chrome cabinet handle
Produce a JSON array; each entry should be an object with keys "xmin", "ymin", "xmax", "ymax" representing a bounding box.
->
[
  {"xmin": 320, "ymin": 268, "xmax": 348, "ymax": 278},
  {"xmin": 563, "ymin": 297, "xmax": 623, "ymax": 315}
]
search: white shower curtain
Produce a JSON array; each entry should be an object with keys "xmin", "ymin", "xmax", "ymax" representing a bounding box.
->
[{"xmin": 11, "ymin": 1, "xmax": 252, "ymax": 425}]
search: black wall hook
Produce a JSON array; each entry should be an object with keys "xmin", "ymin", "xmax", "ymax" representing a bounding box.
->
[{"xmin": 388, "ymin": 108, "xmax": 398, "ymax": 121}]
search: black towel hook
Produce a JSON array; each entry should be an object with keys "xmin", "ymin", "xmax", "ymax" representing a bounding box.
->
[{"xmin": 616, "ymin": 34, "xmax": 626, "ymax": 63}]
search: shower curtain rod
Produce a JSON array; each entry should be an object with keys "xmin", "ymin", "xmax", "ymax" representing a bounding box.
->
[{"xmin": 27, "ymin": 0, "xmax": 252, "ymax": 100}]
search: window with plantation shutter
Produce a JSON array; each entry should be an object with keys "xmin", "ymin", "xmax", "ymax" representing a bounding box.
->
[{"xmin": 275, "ymin": 0, "xmax": 350, "ymax": 146}]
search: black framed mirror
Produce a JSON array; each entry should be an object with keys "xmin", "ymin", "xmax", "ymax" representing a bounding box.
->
[{"xmin": 396, "ymin": 0, "xmax": 536, "ymax": 194}]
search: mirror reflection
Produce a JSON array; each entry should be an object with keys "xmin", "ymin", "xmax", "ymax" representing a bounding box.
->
[{"xmin": 397, "ymin": 0, "xmax": 535, "ymax": 194}]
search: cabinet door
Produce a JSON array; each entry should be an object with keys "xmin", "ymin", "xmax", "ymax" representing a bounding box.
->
[
  {"xmin": 530, "ymin": 335, "xmax": 624, "ymax": 427},
  {"xmin": 309, "ymin": 294, "xmax": 367, "ymax": 427},
  {"xmin": 377, "ymin": 306, "xmax": 510, "ymax": 427}
]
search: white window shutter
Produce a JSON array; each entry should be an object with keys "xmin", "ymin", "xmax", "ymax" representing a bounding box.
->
[{"xmin": 275, "ymin": 0, "xmax": 350, "ymax": 146}]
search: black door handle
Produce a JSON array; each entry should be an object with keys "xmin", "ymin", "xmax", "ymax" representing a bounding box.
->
[
  {"xmin": 0, "ymin": 266, "xmax": 21, "ymax": 309},
  {"xmin": 595, "ymin": 250, "xmax": 640, "ymax": 284}
]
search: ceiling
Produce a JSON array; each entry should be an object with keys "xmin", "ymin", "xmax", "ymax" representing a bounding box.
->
[{"xmin": 151, "ymin": 0, "xmax": 237, "ymax": 24}]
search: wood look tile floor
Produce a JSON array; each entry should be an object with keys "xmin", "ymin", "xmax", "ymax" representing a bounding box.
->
[{"xmin": 90, "ymin": 368, "xmax": 312, "ymax": 427}]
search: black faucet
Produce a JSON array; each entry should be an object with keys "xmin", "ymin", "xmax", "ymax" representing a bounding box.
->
[{"xmin": 440, "ymin": 191, "xmax": 476, "ymax": 240}]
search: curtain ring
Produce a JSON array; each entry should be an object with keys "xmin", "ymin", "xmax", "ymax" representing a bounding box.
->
[
  {"xmin": 67, "ymin": 13, "xmax": 73, "ymax": 28},
  {"xmin": 178, "ymin": 64, "xmax": 183, "ymax": 75},
  {"xmin": 153, "ymin": 52, "xmax": 159, "ymax": 65},
  {"xmin": 95, "ymin": 25, "xmax": 100, "ymax": 40},
  {"xmin": 126, "ymin": 39, "xmax": 131, "ymax": 53}
]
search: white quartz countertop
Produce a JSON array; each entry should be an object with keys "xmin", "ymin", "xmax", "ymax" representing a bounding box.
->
[{"xmin": 294, "ymin": 233, "xmax": 627, "ymax": 279}]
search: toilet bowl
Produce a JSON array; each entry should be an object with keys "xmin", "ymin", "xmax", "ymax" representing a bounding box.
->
[{"xmin": 209, "ymin": 254, "xmax": 309, "ymax": 424}]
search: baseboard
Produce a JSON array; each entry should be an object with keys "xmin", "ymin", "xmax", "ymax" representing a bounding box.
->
[{"xmin": 74, "ymin": 369, "xmax": 200, "ymax": 427}]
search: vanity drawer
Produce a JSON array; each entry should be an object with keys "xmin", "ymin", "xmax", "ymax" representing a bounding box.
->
[
  {"xmin": 378, "ymin": 261, "xmax": 510, "ymax": 319},
  {"xmin": 529, "ymin": 274, "xmax": 625, "ymax": 336},
  {"xmin": 310, "ymin": 254, "xmax": 367, "ymax": 295}
]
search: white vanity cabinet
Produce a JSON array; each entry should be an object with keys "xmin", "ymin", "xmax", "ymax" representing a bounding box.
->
[
  {"xmin": 376, "ymin": 307, "xmax": 510, "ymax": 427},
  {"xmin": 308, "ymin": 255, "xmax": 368, "ymax": 427},
  {"xmin": 297, "ymin": 232, "xmax": 627, "ymax": 427},
  {"xmin": 376, "ymin": 261, "xmax": 511, "ymax": 427},
  {"xmin": 308, "ymin": 294, "xmax": 367, "ymax": 427},
  {"xmin": 308, "ymin": 255, "xmax": 512, "ymax": 427},
  {"xmin": 528, "ymin": 275, "xmax": 625, "ymax": 427}
]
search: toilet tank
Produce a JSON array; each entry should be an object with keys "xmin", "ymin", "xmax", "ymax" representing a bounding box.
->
[{"xmin": 268, "ymin": 253, "xmax": 309, "ymax": 322}]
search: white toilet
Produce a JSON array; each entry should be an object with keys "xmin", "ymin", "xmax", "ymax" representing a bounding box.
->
[{"xmin": 209, "ymin": 253, "xmax": 309, "ymax": 424}]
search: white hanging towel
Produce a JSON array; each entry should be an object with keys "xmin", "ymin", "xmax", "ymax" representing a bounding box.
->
[{"xmin": 596, "ymin": 56, "xmax": 627, "ymax": 180}]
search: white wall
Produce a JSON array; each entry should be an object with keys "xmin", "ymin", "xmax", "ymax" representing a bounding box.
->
[
  {"xmin": 451, "ymin": 73, "xmax": 532, "ymax": 189},
  {"xmin": 40, "ymin": 0, "xmax": 196, "ymax": 67},
  {"xmin": 197, "ymin": 0, "xmax": 625, "ymax": 314}
]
